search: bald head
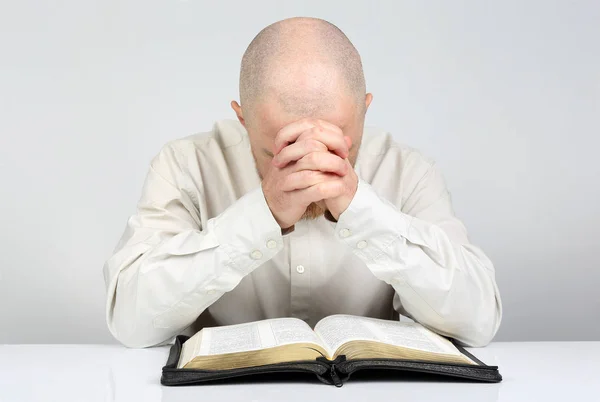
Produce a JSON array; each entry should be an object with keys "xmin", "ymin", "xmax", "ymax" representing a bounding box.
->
[{"xmin": 239, "ymin": 17, "xmax": 366, "ymax": 126}]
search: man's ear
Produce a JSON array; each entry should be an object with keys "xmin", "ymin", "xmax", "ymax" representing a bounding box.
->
[
  {"xmin": 365, "ymin": 93, "xmax": 373, "ymax": 111},
  {"xmin": 231, "ymin": 100, "xmax": 246, "ymax": 127}
]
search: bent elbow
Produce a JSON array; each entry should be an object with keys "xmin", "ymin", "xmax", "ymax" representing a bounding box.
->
[
  {"xmin": 107, "ymin": 301, "xmax": 174, "ymax": 348},
  {"xmin": 109, "ymin": 317, "xmax": 173, "ymax": 349},
  {"xmin": 460, "ymin": 323, "xmax": 496, "ymax": 348},
  {"xmin": 450, "ymin": 261, "xmax": 503, "ymax": 347},
  {"xmin": 104, "ymin": 261, "xmax": 175, "ymax": 348},
  {"xmin": 452, "ymin": 302, "xmax": 502, "ymax": 348}
]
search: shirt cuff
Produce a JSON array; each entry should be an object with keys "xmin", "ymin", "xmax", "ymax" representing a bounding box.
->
[
  {"xmin": 212, "ymin": 185, "xmax": 284, "ymax": 274},
  {"xmin": 333, "ymin": 177, "xmax": 412, "ymax": 269}
]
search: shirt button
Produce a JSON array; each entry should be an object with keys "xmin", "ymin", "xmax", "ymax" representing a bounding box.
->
[
  {"xmin": 207, "ymin": 289, "xmax": 216, "ymax": 295},
  {"xmin": 296, "ymin": 265, "xmax": 305, "ymax": 274},
  {"xmin": 339, "ymin": 228, "xmax": 351, "ymax": 238},
  {"xmin": 357, "ymin": 240, "xmax": 368, "ymax": 249},
  {"xmin": 267, "ymin": 239, "xmax": 277, "ymax": 249},
  {"xmin": 250, "ymin": 250, "xmax": 263, "ymax": 260}
]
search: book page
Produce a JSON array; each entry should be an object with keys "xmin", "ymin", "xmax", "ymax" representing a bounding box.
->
[
  {"xmin": 269, "ymin": 317, "xmax": 323, "ymax": 346},
  {"xmin": 314, "ymin": 315, "xmax": 458, "ymax": 357},
  {"xmin": 201, "ymin": 321, "xmax": 263, "ymax": 356},
  {"xmin": 177, "ymin": 330, "xmax": 203, "ymax": 369},
  {"xmin": 195, "ymin": 318, "xmax": 323, "ymax": 357},
  {"xmin": 314, "ymin": 315, "xmax": 381, "ymax": 357},
  {"xmin": 361, "ymin": 318, "xmax": 458, "ymax": 355}
]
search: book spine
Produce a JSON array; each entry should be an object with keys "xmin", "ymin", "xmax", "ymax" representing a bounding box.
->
[{"xmin": 316, "ymin": 354, "xmax": 347, "ymax": 387}]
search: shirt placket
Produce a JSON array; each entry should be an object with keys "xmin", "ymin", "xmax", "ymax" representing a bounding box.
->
[{"xmin": 289, "ymin": 220, "xmax": 311, "ymax": 322}]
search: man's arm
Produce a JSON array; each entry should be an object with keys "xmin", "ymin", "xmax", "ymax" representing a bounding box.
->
[
  {"xmin": 103, "ymin": 144, "xmax": 284, "ymax": 348},
  {"xmin": 332, "ymin": 163, "xmax": 502, "ymax": 347}
]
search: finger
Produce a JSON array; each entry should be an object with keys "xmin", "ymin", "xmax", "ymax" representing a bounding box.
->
[
  {"xmin": 280, "ymin": 170, "xmax": 338, "ymax": 191},
  {"xmin": 295, "ymin": 179, "xmax": 346, "ymax": 205},
  {"xmin": 273, "ymin": 119, "xmax": 319, "ymax": 155},
  {"xmin": 294, "ymin": 127, "xmax": 349, "ymax": 160},
  {"xmin": 272, "ymin": 138, "xmax": 327, "ymax": 168},
  {"xmin": 311, "ymin": 119, "xmax": 344, "ymax": 137},
  {"xmin": 273, "ymin": 118, "xmax": 346, "ymax": 155},
  {"xmin": 272, "ymin": 139, "xmax": 328, "ymax": 168},
  {"xmin": 295, "ymin": 151, "xmax": 348, "ymax": 176}
]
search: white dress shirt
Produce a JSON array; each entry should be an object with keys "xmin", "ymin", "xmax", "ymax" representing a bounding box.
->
[{"xmin": 102, "ymin": 119, "xmax": 502, "ymax": 348}]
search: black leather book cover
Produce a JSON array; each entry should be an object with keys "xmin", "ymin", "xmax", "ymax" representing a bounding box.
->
[{"xmin": 161, "ymin": 335, "xmax": 502, "ymax": 386}]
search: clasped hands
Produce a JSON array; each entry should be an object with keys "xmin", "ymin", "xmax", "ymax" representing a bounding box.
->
[{"xmin": 261, "ymin": 118, "xmax": 358, "ymax": 230}]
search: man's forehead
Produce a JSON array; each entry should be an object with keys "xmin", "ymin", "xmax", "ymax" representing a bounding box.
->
[{"xmin": 256, "ymin": 100, "xmax": 355, "ymax": 138}]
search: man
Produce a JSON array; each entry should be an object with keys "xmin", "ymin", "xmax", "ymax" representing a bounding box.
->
[{"xmin": 103, "ymin": 17, "xmax": 502, "ymax": 349}]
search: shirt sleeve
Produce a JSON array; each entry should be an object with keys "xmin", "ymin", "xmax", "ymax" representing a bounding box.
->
[
  {"xmin": 102, "ymin": 144, "xmax": 284, "ymax": 348},
  {"xmin": 333, "ymin": 164, "xmax": 502, "ymax": 347}
]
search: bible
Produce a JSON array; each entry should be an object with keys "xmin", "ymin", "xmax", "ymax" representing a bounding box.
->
[{"xmin": 161, "ymin": 314, "xmax": 502, "ymax": 386}]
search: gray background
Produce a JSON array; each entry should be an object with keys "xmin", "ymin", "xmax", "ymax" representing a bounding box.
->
[{"xmin": 1, "ymin": 0, "xmax": 598, "ymax": 344}]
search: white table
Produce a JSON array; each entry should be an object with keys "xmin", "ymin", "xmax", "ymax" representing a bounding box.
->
[{"xmin": 1, "ymin": 342, "xmax": 598, "ymax": 402}]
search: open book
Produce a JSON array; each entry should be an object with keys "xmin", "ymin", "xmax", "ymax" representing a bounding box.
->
[
  {"xmin": 177, "ymin": 314, "xmax": 474, "ymax": 369},
  {"xmin": 162, "ymin": 315, "xmax": 502, "ymax": 386}
]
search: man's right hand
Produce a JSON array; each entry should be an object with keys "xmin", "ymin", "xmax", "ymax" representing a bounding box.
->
[{"xmin": 261, "ymin": 118, "xmax": 351, "ymax": 230}]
